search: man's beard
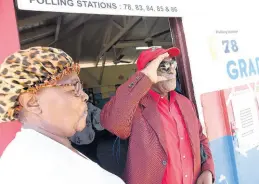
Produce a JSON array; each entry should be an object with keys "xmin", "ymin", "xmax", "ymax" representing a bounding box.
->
[{"xmin": 160, "ymin": 79, "xmax": 176, "ymax": 92}]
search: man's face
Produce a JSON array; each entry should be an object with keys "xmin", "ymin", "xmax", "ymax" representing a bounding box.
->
[
  {"xmin": 152, "ymin": 57, "xmax": 177, "ymax": 94},
  {"xmin": 22, "ymin": 73, "xmax": 89, "ymax": 137}
]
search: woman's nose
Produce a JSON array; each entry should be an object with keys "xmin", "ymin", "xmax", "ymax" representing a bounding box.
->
[{"xmin": 81, "ymin": 91, "xmax": 89, "ymax": 102}]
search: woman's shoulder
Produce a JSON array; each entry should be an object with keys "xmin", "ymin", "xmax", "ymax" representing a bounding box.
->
[{"xmin": 0, "ymin": 128, "xmax": 125, "ymax": 184}]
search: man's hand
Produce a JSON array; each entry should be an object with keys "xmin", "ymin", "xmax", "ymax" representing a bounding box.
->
[
  {"xmin": 141, "ymin": 53, "xmax": 172, "ymax": 83},
  {"xmin": 196, "ymin": 170, "xmax": 213, "ymax": 184}
]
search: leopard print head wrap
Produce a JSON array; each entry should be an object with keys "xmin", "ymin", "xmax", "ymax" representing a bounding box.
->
[{"xmin": 0, "ymin": 47, "xmax": 79, "ymax": 122}]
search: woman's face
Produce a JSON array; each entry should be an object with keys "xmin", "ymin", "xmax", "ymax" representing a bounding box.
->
[{"xmin": 35, "ymin": 73, "xmax": 88, "ymax": 137}]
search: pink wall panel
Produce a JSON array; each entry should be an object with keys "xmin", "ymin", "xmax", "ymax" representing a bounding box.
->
[
  {"xmin": 0, "ymin": 0, "xmax": 22, "ymax": 156},
  {"xmin": 0, "ymin": 0, "xmax": 20, "ymax": 62},
  {"xmin": 200, "ymin": 91, "xmax": 231, "ymax": 141}
]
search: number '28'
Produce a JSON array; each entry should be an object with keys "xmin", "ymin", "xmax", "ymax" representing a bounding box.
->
[{"xmin": 222, "ymin": 40, "xmax": 239, "ymax": 53}]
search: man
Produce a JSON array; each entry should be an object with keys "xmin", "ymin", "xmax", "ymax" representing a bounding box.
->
[{"xmin": 100, "ymin": 47, "xmax": 215, "ymax": 184}]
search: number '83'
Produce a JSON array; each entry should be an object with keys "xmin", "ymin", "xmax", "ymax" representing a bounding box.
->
[{"xmin": 222, "ymin": 40, "xmax": 239, "ymax": 53}]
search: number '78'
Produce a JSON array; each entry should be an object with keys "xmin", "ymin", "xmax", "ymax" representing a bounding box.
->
[{"xmin": 222, "ymin": 40, "xmax": 239, "ymax": 53}]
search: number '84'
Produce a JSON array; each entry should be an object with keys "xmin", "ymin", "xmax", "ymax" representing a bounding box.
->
[{"xmin": 222, "ymin": 40, "xmax": 239, "ymax": 53}]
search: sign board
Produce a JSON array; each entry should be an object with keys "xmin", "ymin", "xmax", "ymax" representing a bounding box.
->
[
  {"xmin": 183, "ymin": 16, "xmax": 259, "ymax": 94},
  {"xmin": 17, "ymin": 0, "xmax": 183, "ymax": 17},
  {"xmin": 232, "ymin": 89, "xmax": 259, "ymax": 151}
]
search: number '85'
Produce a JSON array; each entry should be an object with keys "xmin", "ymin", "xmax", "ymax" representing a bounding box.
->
[{"xmin": 222, "ymin": 40, "xmax": 239, "ymax": 53}]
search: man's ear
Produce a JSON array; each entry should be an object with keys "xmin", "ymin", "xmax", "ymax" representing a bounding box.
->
[{"xmin": 18, "ymin": 93, "xmax": 42, "ymax": 114}]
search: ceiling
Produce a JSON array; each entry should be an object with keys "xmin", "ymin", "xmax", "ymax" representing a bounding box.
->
[{"xmin": 15, "ymin": 6, "xmax": 174, "ymax": 68}]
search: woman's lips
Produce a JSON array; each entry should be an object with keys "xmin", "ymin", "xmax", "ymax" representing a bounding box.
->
[
  {"xmin": 83, "ymin": 106, "xmax": 88, "ymax": 116},
  {"xmin": 79, "ymin": 105, "xmax": 88, "ymax": 120}
]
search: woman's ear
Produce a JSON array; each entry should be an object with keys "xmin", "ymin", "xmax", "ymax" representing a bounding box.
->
[{"xmin": 18, "ymin": 93, "xmax": 42, "ymax": 114}]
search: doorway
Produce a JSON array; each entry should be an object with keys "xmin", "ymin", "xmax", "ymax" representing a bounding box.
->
[{"xmin": 14, "ymin": 5, "xmax": 195, "ymax": 176}]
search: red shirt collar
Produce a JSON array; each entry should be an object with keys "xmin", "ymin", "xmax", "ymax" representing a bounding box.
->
[{"xmin": 149, "ymin": 90, "xmax": 176, "ymax": 103}]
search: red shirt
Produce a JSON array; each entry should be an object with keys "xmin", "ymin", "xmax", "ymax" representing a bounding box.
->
[{"xmin": 149, "ymin": 90, "xmax": 194, "ymax": 184}]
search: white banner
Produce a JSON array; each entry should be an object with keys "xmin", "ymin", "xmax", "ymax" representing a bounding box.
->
[
  {"xmin": 183, "ymin": 16, "xmax": 259, "ymax": 94},
  {"xmin": 17, "ymin": 0, "xmax": 183, "ymax": 17}
]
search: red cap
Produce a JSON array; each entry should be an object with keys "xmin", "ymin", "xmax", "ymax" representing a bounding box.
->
[{"xmin": 136, "ymin": 47, "xmax": 180, "ymax": 71}]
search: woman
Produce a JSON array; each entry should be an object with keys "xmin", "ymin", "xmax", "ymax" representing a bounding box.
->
[{"xmin": 0, "ymin": 47, "xmax": 124, "ymax": 184}]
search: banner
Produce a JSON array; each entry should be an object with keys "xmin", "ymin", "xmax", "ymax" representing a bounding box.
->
[
  {"xmin": 183, "ymin": 16, "xmax": 259, "ymax": 94},
  {"xmin": 17, "ymin": 0, "xmax": 183, "ymax": 17}
]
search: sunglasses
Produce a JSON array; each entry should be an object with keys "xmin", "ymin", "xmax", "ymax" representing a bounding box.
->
[{"xmin": 158, "ymin": 59, "xmax": 177, "ymax": 73}]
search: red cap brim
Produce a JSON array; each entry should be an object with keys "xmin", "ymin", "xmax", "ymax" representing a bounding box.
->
[
  {"xmin": 167, "ymin": 47, "xmax": 180, "ymax": 57},
  {"xmin": 136, "ymin": 47, "xmax": 181, "ymax": 71}
]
